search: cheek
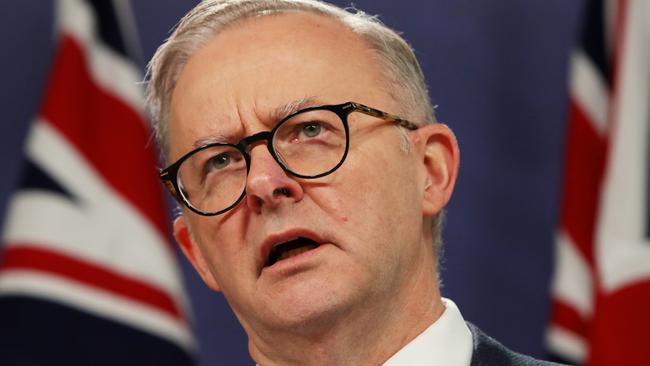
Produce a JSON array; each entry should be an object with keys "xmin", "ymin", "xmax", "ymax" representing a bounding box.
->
[
  {"xmin": 346, "ymin": 146, "xmax": 420, "ymax": 229},
  {"xmin": 317, "ymin": 147, "xmax": 410, "ymax": 229},
  {"xmin": 344, "ymin": 143, "xmax": 411, "ymax": 203},
  {"xmin": 305, "ymin": 182, "xmax": 351, "ymax": 224},
  {"xmin": 191, "ymin": 218, "xmax": 246, "ymax": 272}
]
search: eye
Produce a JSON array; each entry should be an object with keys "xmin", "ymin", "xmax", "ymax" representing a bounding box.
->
[
  {"xmin": 301, "ymin": 122, "xmax": 322, "ymax": 138},
  {"xmin": 207, "ymin": 153, "xmax": 231, "ymax": 170}
]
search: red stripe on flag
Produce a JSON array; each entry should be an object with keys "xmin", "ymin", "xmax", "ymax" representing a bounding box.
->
[
  {"xmin": 0, "ymin": 245, "xmax": 182, "ymax": 322},
  {"xmin": 39, "ymin": 35, "xmax": 170, "ymax": 243},
  {"xmin": 559, "ymin": 99, "xmax": 608, "ymax": 266},
  {"xmin": 550, "ymin": 298, "xmax": 590, "ymax": 339},
  {"xmin": 587, "ymin": 281, "xmax": 650, "ymax": 366}
]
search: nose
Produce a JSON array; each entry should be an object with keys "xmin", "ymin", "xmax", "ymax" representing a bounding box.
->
[{"xmin": 244, "ymin": 144, "xmax": 304, "ymax": 213}]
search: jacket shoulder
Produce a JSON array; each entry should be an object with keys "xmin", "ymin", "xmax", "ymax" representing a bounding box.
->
[{"xmin": 467, "ymin": 322, "xmax": 570, "ymax": 366}]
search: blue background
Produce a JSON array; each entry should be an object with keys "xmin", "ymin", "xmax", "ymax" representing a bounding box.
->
[{"xmin": 0, "ymin": 1, "xmax": 584, "ymax": 365}]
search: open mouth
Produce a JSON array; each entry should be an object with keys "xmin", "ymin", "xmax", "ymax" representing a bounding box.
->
[{"xmin": 266, "ymin": 237, "xmax": 320, "ymax": 267}]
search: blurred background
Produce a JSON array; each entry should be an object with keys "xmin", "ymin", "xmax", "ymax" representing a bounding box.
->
[{"xmin": 0, "ymin": 1, "xmax": 591, "ymax": 365}]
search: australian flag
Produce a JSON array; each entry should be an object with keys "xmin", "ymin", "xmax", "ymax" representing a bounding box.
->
[
  {"xmin": 0, "ymin": 1, "xmax": 195, "ymax": 364},
  {"xmin": 548, "ymin": 0, "xmax": 650, "ymax": 365}
]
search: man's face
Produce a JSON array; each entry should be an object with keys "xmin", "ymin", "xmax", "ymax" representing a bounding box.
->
[{"xmin": 169, "ymin": 13, "xmax": 447, "ymax": 334}]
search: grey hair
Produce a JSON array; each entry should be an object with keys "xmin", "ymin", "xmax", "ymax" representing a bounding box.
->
[{"xmin": 145, "ymin": 0, "xmax": 443, "ymax": 256}]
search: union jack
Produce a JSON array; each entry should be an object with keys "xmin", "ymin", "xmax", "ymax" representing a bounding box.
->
[
  {"xmin": 548, "ymin": 0, "xmax": 650, "ymax": 364},
  {"xmin": 0, "ymin": 1, "xmax": 195, "ymax": 364}
]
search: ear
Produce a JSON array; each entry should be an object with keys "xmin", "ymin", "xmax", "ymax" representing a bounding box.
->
[
  {"xmin": 173, "ymin": 216, "xmax": 222, "ymax": 292},
  {"xmin": 414, "ymin": 123, "xmax": 460, "ymax": 216}
]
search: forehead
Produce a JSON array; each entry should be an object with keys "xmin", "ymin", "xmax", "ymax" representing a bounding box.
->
[{"xmin": 168, "ymin": 11, "xmax": 393, "ymax": 159}]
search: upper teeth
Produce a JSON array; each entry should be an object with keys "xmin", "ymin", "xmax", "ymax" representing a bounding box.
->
[{"xmin": 273, "ymin": 236, "xmax": 300, "ymax": 248}]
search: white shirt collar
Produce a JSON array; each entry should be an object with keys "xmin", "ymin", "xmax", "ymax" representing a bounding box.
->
[{"xmin": 382, "ymin": 298, "xmax": 473, "ymax": 366}]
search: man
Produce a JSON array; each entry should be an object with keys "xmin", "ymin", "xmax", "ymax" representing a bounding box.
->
[{"xmin": 146, "ymin": 1, "xmax": 564, "ymax": 365}]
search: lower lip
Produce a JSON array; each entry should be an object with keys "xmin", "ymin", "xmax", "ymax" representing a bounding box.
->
[{"xmin": 263, "ymin": 243, "xmax": 330, "ymax": 274}]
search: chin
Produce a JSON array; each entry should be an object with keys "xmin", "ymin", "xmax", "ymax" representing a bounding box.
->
[
  {"xmin": 269, "ymin": 303, "xmax": 345, "ymax": 334},
  {"xmin": 260, "ymin": 277, "xmax": 355, "ymax": 334}
]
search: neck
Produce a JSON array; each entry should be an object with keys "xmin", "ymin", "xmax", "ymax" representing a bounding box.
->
[{"xmin": 247, "ymin": 249, "xmax": 444, "ymax": 365}]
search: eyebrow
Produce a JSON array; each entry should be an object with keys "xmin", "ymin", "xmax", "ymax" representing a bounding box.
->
[
  {"xmin": 269, "ymin": 96, "xmax": 323, "ymax": 122},
  {"xmin": 192, "ymin": 134, "xmax": 230, "ymax": 148},
  {"xmin": 191, "ymin": 96, "xmax": 325, "ymax": 148}
]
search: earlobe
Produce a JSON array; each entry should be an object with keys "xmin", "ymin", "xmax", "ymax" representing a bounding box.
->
[
  {"xmin": 173, "ymin": 216, "xmax": 222, "ymax": 292},
  {"xmin": 417, "ymin": 123, "xmax": 460, "ymax": 216}
]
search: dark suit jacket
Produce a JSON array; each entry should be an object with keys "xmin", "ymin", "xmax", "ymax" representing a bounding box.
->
[{"xmin": 467, "ymin": 323, "xmax": 570, "ymax": 366}]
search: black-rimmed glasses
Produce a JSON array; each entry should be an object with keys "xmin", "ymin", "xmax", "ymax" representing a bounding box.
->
[{"xmin": 160, "ymin": 102, "xmax": 419, "ymax": 216}]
